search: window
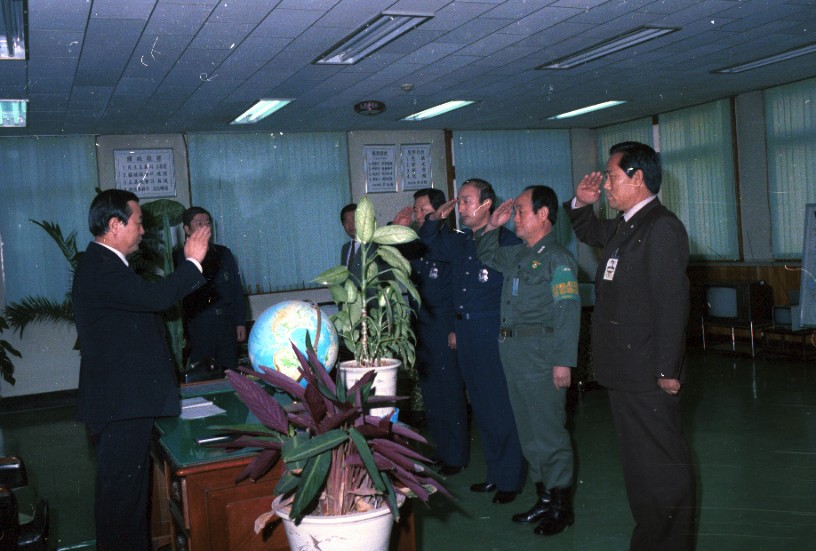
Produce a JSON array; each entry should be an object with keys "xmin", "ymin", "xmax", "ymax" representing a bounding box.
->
[
  {"xmin": 659, "ymin": 100, "xmax": 739, "ymax": 260},
  {"xmin": 765, "ymin": 77, "xmax": 816, "ymax": 259},
  {"xmin": 186, "ymin": 133, "xmax": 350, "ymax": 293}
]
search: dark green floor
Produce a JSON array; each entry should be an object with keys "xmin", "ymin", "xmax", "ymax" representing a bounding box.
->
[{"xmin": 2, "ymin": 348, "xmax": 816, "ymax": 550}]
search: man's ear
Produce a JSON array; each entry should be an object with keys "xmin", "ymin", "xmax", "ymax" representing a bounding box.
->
[
  {"xmin": 538, "ymin": 206, "xmax": 550, "ymax": 224},
  {"xmin": 107, "ymin": 216, "xmax": 121, "ymax": 234}
]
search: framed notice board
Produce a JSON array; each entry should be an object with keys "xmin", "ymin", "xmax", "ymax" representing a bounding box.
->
[
  {"xmin": 114, "ymin": 148, "xmax": 176, "ymax": 198},
  {"xmin": 800, "ymin": 204, "xmax": 816, "ymax": 328}
]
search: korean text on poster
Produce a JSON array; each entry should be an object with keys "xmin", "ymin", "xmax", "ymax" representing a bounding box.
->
[
  {"xmin": 114, "ymin": 149, "xmax": 176, "ymax": 198},
  {"xmin": 400, "ymin": 144, "xmax": 432, "ymax": 191},
  {"xmin": 364, "ymin": 145, "xmax": 398, "ymax": 193}
]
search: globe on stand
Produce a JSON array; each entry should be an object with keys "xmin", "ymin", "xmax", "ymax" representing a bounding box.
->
[{"xmin": 247, "ymin": 300, "xmax": 339, "ymax": 385}]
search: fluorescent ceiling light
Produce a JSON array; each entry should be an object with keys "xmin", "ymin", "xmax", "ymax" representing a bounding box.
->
[
  {"xmin": 713, "ymin": 42, "xmax": 816, "ymax": 74},
  {"xmin": 230, "ymin": 99, "xmax": 292, "ymax": 125},
  {"xmin": 0, "ymin": 99, "xmax": 26, "ymax": 127},
  {"xmin": 547, "ymin": 100, "xmax": 626, "ymax": 120},
  {"xmin": 0, "ymin": 0, "xmax": 26, "ymax": 60},
  {"xmin": 314, "ymin": 11, "xmax": 433, "ymax": 65},
  {"xmin": 401, "ymin": 100, "xmax": 476, "ymax": 122},
  {"xmin": 537, "ymin": 26, "xmax": 679, "ymax": 70}
]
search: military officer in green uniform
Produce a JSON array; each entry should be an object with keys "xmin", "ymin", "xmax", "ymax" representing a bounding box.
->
[{"xmin": 477, "ymin": 185, "xmax": 581, "ymax": 537}]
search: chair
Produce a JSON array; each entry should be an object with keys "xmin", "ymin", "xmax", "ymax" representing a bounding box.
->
[{"xmin": 0, "ymin": 456, "xmax": 48, "ymax": 551}]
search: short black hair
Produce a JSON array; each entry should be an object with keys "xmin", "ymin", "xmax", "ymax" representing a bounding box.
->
[
  {"xmin": 609, "ymin": 141, "xmax": 662, "ymax": 194},
  {"xmin": 340, "ymin": 203, "xmax": 357, "ymax": 221},
  {"xmin": 524, "ymin": 185, "xmax": 558, "ymax": 225},
  {"xmin": 461, "ymin": 178, "xmax": 497, "ymax": 213},
  {"xmin": 182, "ymin": 206, "xmax": 211, "ymax": 227},
  {"xmin": 413, "ymin": 188, "xmax": 446, "ymax": 209},
  {"xmin": 88, "ymin": 189, "xmax": 139, "ymax": 237}
]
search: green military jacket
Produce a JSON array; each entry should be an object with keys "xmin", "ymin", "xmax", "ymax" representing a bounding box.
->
[{"xmin": 477, "ymin": 229, "xmax": 581, "ymax": 368}]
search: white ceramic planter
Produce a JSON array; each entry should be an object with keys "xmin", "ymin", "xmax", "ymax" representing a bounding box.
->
[
  {"xmin": 338, "ymin": 358, "xmax": 400, "ymax": 418},
  {"xmin": 273, "ymin": 495, "xmax": 399, "ymax": 551}
]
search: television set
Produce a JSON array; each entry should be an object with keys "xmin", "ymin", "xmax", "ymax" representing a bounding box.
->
[{"xmin": 703, "ymin": 280, "xmax": 773, "ymax": 327}]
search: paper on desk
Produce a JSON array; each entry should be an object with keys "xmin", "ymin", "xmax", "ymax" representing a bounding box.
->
[{"xmin": 180, "ymin": 397, "xmax": 226, "ymax": 420}]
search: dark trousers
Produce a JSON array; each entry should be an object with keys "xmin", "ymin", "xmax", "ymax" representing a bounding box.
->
[
  {"xmin": 88, "ymin": 417, "xmax": 154, "ymax": 551},
  {"xmin": 500, "ymin": 337, "xmax": 573, "ymax": 489},
  {"xmin": 187, "ymin": 309, "xmax": 237, "ymax": 368},
  {"xmin": 416, "ymin": 314, "xmax": 468, "ymax": 467},
  {"xmin": 607, "ymin": 389, "xmax": 696, "ymax": 551},
  {"xmin": 455, "ymin": 312, "xmax": 526, "ymax": 492}
]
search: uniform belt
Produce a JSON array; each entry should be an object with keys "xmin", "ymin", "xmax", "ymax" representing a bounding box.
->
[
  {"xmin": 455, "ymin": 311, "xmax": 498, "ymax": 321},
  {"xmin": 498, "ymin": 326, "xmax": 553, "ymax": 338}
]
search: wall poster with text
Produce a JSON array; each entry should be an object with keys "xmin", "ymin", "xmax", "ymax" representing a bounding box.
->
[
  {"xmin": 364, "ymin": 145, "xmax": 398, "ymax": 193},
  {"xmin": 114, "ymin": 148, "xmax": 176, "ymax": 198},
  {"xmin": 400, "ymin": 144, "xmax": 432, "ymax": 191}
]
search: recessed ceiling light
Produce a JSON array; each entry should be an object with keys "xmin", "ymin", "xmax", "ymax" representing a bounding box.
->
[
  {"xmin": 0, "ymin": 99, "xmax": 26, "ymax": 127},
  {"xmin": 713, "ymin": 42, "xmax": 816, "ymax": 74},
  {"xmin": 314, "ymin": 11, "xmax": 433, "ymax": 65},
  {"xmin": 547, "ymin": 100, "xmax": 626, "ymax": 120},
  {"xmin": 230, "ymin": 99, "xmax": 293, "ymax": 125},
  {"xmin": 401, "ymin": 100, "xmax": 476, "ymax": 121},
  {"xmin": 537, "ymin": 26, "xmax": 679, "ymax": 70}
]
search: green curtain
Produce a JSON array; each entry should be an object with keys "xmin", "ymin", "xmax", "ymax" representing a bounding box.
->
[
  {"xmin": 765, "ymin": 76, "xmax": 816, "ymax": 259},
  {"xmin": 0, "ymin": 136, "xmax": 97, "ymax": 303},
  {"xmin": 596, "ymin": 118, "xmax": 654, "ymax": 220},
  {"xmin": 451, "ymin": 129, "xmax": 575, "ymax": 251},
  {"xmin": 186, "ymin": 132, "xmax": 350, "ymax": 294},
  {"xmin": 659, "ymin": 99, "xmax": 739, "ymax": 261}
]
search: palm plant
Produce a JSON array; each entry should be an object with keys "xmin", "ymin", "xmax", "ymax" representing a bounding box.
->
[
  {"xmin": 212, "ymin": 341, "xmax": 448, "ymax": 527},
  {"xmin": 0, "ymin": 316, "xmax": 22, "ymax": 384},
  {"xmin": 3, "ymin": 220, "xmax": 80, "ymax": 337}
]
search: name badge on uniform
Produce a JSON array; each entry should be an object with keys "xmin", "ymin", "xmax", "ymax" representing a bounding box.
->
[
  {"xmin": 512, "ymin": 277, "xmax": 519, "ymax": 296},
  {"xmin": 604, "ymin": 249, "xmax": 620, "ymax": 281},
  {"xmin": 478, "ymin": 268, "xmax": 489, "ymax": 283}
]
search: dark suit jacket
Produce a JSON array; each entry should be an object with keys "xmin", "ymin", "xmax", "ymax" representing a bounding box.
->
[
  {"xmin": 73, "ymin": 242, "xmax": 206, "ymax": 423},
  {"xmin": 565, "ymin": 198, "xmax": 689, "ymax": 391}
]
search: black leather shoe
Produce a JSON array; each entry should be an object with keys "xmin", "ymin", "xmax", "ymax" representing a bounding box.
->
[
  {"xmin": 470, "ymin": 482, "xmax": 497, "ymax": 492},
  {"xmin": 440, "ymin": 464, "xmax": 464, "ymax": 476},
  {"xmin": 492, "ymin": 490, "xmax": 518, "ymax": 504},
  {"xmin": 533, "ymin": 487, "xmax": 574, "ymax": 536},
  {"xmin": 512, "ymin": 498, "xmax": 551, "ymax": 522}
]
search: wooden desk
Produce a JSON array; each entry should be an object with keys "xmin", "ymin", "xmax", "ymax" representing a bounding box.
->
[
  {"xmin": 151, "ymin": 383, "xmax": 415, "ymax": 551},
  {"xmin": 761, "ymin": 325, "xmax": 816, "ymax": 360}
]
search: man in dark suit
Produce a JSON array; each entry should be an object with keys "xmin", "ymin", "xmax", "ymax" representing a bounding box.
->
[
  {"xmin": 175, "ymin": 206, "xmax": 247, "ymax": 370},
  {"xmin": 339, "ymin": 202, "xmax": 358, "ymax": 268},
  {"xmin": 565, "ymin": 142, "xmax": 695, "ymax": 550},
  {"xmin": 73, "ymin": 189, "xmax": 209, "ymax": 550}
]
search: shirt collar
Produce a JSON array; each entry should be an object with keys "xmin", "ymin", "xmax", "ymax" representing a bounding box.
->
[
  {"xmin": 94, "ymin": 240, "xmax": 128, "ymax": 266},
  {"xmin": 623, "ymin": 195, "xmax": 657, "ymax": 222}
]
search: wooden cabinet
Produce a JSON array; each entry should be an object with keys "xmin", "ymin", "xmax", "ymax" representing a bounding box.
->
[
  {"xmin": 152, "ymin": 450, "xmax": 287, "ymax": 551},
  {"xmin": 151, "ymin": 387, "xmax": 415, "ymax": 551}
]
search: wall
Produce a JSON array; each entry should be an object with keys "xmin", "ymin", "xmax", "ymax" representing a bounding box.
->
[
  {"xmin": 346, "ymin": 130, "xmax": 450, "ymax": 224},
  {"xmin": 0, "ymin": 322, "xmax": 80, "ymax": 398}
]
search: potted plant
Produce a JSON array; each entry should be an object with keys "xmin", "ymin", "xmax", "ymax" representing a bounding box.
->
[
  {"xmin": 213, "ymin": 342, "xmax": 448, "ymax": 550},
  {"xmin": 313, "ymin": 196, "xmax": 420, "ymax": 416}
]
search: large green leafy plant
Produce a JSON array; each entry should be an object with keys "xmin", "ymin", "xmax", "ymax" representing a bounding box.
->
[
  {"xmin": 214, "ymin": 342, "xmax": 448, "ymax": 527},
  {"xmin": 137, "ymin": 198, "xmax": 187, "ymax": 371},
  {"xmin": 314, "ymin": 196, "xmax": 419, "ymax": 369}
]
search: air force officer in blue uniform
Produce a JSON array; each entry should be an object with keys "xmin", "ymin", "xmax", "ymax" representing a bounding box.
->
[
  {"xmin": 394, "ymin": 188, "xmax": 468, "ymax": 474},
  {"xmin": 419, "ymin": 179, "xmax": 526, "ymax": 504}
]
